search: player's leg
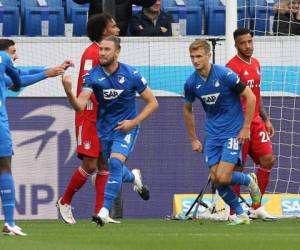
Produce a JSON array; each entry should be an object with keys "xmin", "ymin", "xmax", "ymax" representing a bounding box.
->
[
  {"xmin": 0, "ymin": 127, "xmax": 26, "ymax": 236},
  {"xmin": 57, "ymin": 121, "xmax": 99, "ymax": 224},
  {"xmin": 248, "ymin": 118, "xmax": 275, "ymax": 219}
]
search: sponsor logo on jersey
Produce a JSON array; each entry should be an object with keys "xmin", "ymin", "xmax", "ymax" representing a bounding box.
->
[
  {"xmin": 230, "ymin": 152, "xmax": 237, "ymax": 155},
  {"xmin": 244, "ymin": 70, "xmax": 249, "ymax": 75},
  {"xmin": 103, "ymin": 89, "xmax": 124, "ymax": 100},
  {"xmin": 227, "ymin": 71, "xmax": 233, "ymax": 76},
  {"xmin": 196, "ymin": 84, "xmax": 202, "ymax": 89},
  {"xmin": 107, "ymin": 180, "xmax": 118, "ymax": 184},
  {"xmin": 201, "ymin": 93, "xmax": 220, "ymax": 105},
  {"xmin": 118, "ymin": 76, "xmax": 125, "ymax": 84},
  {"xmin": 121, "ymin": 144, "xmax": 128, "ymax": 148}
]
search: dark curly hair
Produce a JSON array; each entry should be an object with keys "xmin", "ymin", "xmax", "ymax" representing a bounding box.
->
[{"xmin": 87, "ymin": 13, "xmax": 114, "ymax": 42}]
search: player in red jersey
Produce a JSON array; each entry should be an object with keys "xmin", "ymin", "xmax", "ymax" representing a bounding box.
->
[
  {"xmin": 57, "ymin": 13, "xmax": 120, "ymax": 224},
  {"xmin": 226, "ymin": 28, "xmax": 276, "ymax": 221}
]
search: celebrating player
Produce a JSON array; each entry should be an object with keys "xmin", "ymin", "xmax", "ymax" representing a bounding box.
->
[
  {"xmin": 0, "ymin": 39, "xmax": 72, "ymax": 89},
  {"xmin": 57, "ymin": 13, "xmax": 121, "ymax": 225},
  {"xmin": 226, "ymin": 28, "xmax": 276, "ymax": 220},
  {"xmin": 61, "ymin": 35, "xmax": 158, "ymax": 226},
  {"xmin": 183, "ymin": 39, "xmax": 260, "ymax": 225},
  {"xmin": 0, "ymin": 39, "xmax": 72, "ymax": 236}
]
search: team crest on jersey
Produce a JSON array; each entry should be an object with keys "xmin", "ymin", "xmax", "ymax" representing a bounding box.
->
[
  {"xmin": 103, "ymin": 89, "xmax": 124, "ymax": 100},
  {"xmin": 214, "ymin": 80, "xmax": 220, "ymax": 87},
  {"xmin": 118, "ymin": 76, "xmax": 125, "ymax": 84},
  {"xmin": 201, "ymin": 93, "xmax": 220, "ymax": 105},
  {"xmin": 83, "ymin": 141, "xmax": 91, "ymax": 150}
]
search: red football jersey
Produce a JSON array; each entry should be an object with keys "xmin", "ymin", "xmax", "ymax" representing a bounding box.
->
[
  {"xmin": 75, "ymin": 42, "xmax": 100, "ymax": 123},
  {"xmin": 226, "ymin": 55, "xmax": 261, "ymax": 117}
]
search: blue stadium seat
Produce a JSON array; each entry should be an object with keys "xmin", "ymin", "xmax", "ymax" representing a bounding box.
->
[
  {"xmin": 132, "ymin": 5, "xmax": 142, "ymax": 15},
  {"xmin": 65, "ymin": 0, "xmax": 88, "ymax": 36},
  {"xmin": 205, "ymin": 0, "xmax": 249, "ymax": 35},
  {"xmin": 21, "ymin": 0, "xmax": 65, "ymax": 36},
  {"xmin": 249, "ymin": 0, "xmax": 275, "ymax": 35},
  {"xmin": 0, "ymin": 0, "xmax": 20, "ymax": 36},
  {"xmin": 162, "ymin": 0, "xmax": 203, "ymax": 8},
  {"xmin": 164, "ymin": 5, "xmax": 202, "ymax": 35}
]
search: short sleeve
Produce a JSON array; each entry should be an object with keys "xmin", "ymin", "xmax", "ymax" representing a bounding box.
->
[
  {"xmin": 82, "ymin": 72, "xmax": 94, "ymax": 92},
  {"xmin": 132, "ymin": 70, "xmax": 147, "ymax": 94},
  {"xmin": 222, "ymin": 67, "xmax": 240, "ymax": 88},
  {"xmin": 184, "ymin": 82, "xmax": 196, "ymax": 103}
]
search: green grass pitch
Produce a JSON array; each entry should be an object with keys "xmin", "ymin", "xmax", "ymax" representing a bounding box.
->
[{"xmin": 1, "ymin": 219, "xmax": 300, "ymax": 250}]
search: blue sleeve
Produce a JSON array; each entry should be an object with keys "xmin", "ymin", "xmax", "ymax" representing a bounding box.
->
[
  {"xmin": 18, "ymin": 66, "xmax": 46, "ymax": 75},
  {"xmin": 132, "ymin": 70, "xmax": 147, "ymax": 94},
  {"xmin": 4, "ymin": 71, "xmax": 46, "ymax": 88},
  {"xmin": 82, "ymin": 73, "xmax": 94, "ymax": 92},
  {"xmin": 222, "ymin": 67, "xmax": 240, "ymax": 88},
  {"xmin": 2, "ymin": 53, "xmax": 21, "ymax": 87},
  {"xmin": 184, "ymin": 82, "xmax": 196, "ymax": 103}
]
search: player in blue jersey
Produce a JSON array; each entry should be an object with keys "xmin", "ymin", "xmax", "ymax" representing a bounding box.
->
[
  {"xmin": 0, "ymin": 39, "xmax": 73, "ymax": 90},
  {"xmin": 183, "ymin": 39, "xmax": 261, "ymax": 225},
  {"xmin": 0, "ymin": 39, "xmax": 73, "ymax": 236},
  {"xmin": 61, "ymin": 35, "xmax": 158, "ymax": 226}
]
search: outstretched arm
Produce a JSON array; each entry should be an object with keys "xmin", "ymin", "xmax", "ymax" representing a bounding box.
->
[
  {"xmin": 62, "ymin": 74, "xmax": 91, "ymax": 112},
  {"xmin": 183, "ymin": 103, "xmax": 203, "ymax": 152},
  {"xmin": 115, "ymin": 87, "xmax": 158, "ymax": 132}
]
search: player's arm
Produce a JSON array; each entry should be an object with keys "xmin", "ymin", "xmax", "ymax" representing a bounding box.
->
[
  {"xmin": 3, "ymin": 53, "xmax": 21, "ymax": 91},
  {"xmin": 259, "ymin": 96, "xmax": 275, "ymax": 137},
  {"xmin": 232, "ymin": 83, "xmax": 256, "ymax": 144},
  {"xmin": 115, "ymin": 86, "xmax": 159, "ymax": 132},
  {"xmin": 61, "ymin": 74, "xmax": 92, "ymax": 112},
  {"xmin": 183, "ymin": 102, "xmax": 203, "ymax": 152}
]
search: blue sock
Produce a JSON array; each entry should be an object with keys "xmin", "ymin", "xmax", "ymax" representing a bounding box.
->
[
  {"xmin": 122, "ymin": 165, "xmax": 134, "ymax": 183},
  {"xmin": 104, "ymin": 158, "xmax": 123, "ymax": 210},
  {"xmin": 217, "ymin": 185, "xmax": 244, "ymax": 215},
  {"xmin": 0, "ymin": 173, "xmax": 15, "ymax": 226},
  {"xmin": 230, "ymin": 172, "xmax": 251, "ymax": 186}
]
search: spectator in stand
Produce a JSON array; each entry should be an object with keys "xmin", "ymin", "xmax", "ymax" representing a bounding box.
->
[
  {"xmin": 72, "ymin": 0, "xmax": 156, "ymax": 36},
  {"xmin": 273, "ymin": 0, "xmax": 300, "ymax": 35},
  {"xmin": 128, "ymin": 0, "xmax": 173, "ymax": 36}
]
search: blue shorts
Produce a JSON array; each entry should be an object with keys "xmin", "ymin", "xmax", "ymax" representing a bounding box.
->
[
  {"xmin": 100, "ymin": 126, "xmax": 139, "ymax": 160},
  {"xmin": 0, "ymin": 123, "xmax": 13, "ymax": 157},
  {"xmin": 204, "ymin": 137, "xmax": 242, "ymax": 168}
]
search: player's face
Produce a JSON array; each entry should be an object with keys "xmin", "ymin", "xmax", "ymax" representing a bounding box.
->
[
  {"xmin": 99, "ymin": 40, "xmax": 120, "ymax": 67},
  {"xmin": 235, "ymin": 33, "xmax": 254, "ymax": 59},
  {"xmin": 190, "ymin": 48, "xmax": 211, "ymax": 71},
  {"xmin": 104, "ymin": 19, "xmax": 120, "ymax": 37},
  {"xmin": 6, "ymin": 45, "xmax": 18, "ymax": 61}
]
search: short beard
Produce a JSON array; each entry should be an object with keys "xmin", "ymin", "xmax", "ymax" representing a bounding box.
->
[{"xmin": 100, "ymin": 58, "xmax": 114, "ymax": 67}]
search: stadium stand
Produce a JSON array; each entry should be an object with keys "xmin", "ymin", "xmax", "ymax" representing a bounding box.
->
[
  {"xmin": 21, "ymin": 0, "xmax": 65, "ymax": 36},
  {"xmin": 65, "ymin": 0, "xmax": 88, "ymax": 36},
  {"xmin": 0, "ymin": 0, "xmax": 20, "ymax": 36},
  {"xmin": 162, "ymin": 0, "xmax": 203, "ymax": 35}
]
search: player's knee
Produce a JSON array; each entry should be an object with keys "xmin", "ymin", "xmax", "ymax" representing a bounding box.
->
[
  {"xmin": 260, "ymin": 155, "xmax": 275, "ymax": 169},
  {"xmin": 108, "ymin": 157, "xmax": 123, "ymax": 174},
  {"xmin": 82, "ymin": 156, "xmax": 98, "ymax": 174},
  {"xmin": 215, "ymin": 172, "xmax": 231, "ymax": 185}
]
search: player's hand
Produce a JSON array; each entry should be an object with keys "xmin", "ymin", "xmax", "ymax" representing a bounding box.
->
[
  {"xmin": 61, "ymin": 74, "xmax": 72, "ymax": 94},
  {"xmin": 237, "ymin": 126, "xmax": 250, "ymax": 144},
  {"xmin": 115, "ymin": 120, "xmax": 137, "ymax": 133},
  {"xmin": 265, "ymin": 120, "xmax": 275, "ymax": 138},
  {"xmin": 45, "ymin": 66, "xmax": 65, "ymax": 77},
  {"xmin": 60, "ymin": 60, "xmax": 75, "ymax": 70},
  {"xmin": 191, "ymin": 139, "xmax": 203, "ymax": 153},
  {"xmin": 160, "ymin": 27, "xmax": 168, "ymax": 33}
]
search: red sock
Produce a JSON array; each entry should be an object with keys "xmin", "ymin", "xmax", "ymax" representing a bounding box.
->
[
  {"xmin": 94, "ymin": 170, "xmax": 109, "ymax": 214},
  {"xmin": 230, "ymin": 185, "xmax": 241, "ymax": 215},
  {"xmin": 61, "ymin": 167, "xmax": 89, "ymax": 205},
  {"xmin": 255, "ymin": 167, "xmax": 271, "ymax": 208}
]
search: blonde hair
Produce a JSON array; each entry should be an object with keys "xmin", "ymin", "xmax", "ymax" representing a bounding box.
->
[
  {"xmin": 273, "ymin": 0, "xmax": 294, "ymax": 14},
  {"xmin": 189, "ymin": 39, "xmax": 211, "ymax": 54}
]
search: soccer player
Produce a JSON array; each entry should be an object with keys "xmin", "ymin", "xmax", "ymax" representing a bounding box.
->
[
  {"xmin": 0, "ymin": 39, "xmax": 71, "ymax": 88},
  {"xmin": 57, "ymin": 13, "xmax": 121, "ymax": 225},
  {"xmin": 226, "ymin": 28, "xmax": 276, "ymax": 220},
  {"xmin": 183, "ymin": 39, "xmax": 261, "ymax": 225},
  {"xmin": 61, "ymin": 35, "xmax": 158, "ymax": 226}
]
